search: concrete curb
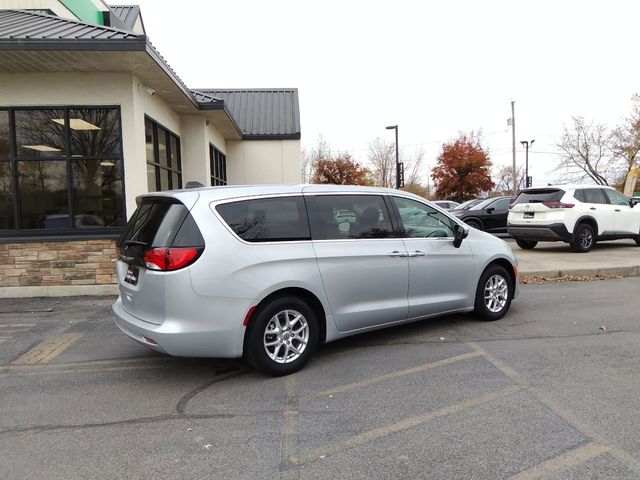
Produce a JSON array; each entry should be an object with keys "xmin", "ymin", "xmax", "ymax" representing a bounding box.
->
[
  {"xmin": 0, "ymin": 284, "xmax": 118, "ymax": 299},
  {"xmin": 520, "ymin": 265, "xmax": 640, "ymax": 279}
]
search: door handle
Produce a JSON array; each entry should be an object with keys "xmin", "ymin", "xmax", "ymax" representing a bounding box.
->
[
  {"xmin": 408, "ymin": 250, "xmax": 426, "ymax": 257},
  {"xmin": 388, "ymin": 251, "xmax": 408, "ymax": 257},
  {"xmin": 590, "ymin": 207, "xmax": 596, "ymax": 210},
  {"xmin": 615, "ymin": 209, "xmax": 621, "ymax": 212}
]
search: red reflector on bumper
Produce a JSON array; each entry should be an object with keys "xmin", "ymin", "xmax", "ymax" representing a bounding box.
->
[{"xmin": 243, "ymin": 306, "xmax": 256, "ymax": 327}]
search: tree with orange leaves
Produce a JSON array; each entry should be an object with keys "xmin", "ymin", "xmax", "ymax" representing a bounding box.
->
[
  {"xmin": 312, "ymin": 154, "xmax": 373, "ymax": 186},
  {"xmin": 431, "ymin": 134, "xmax": 494, "ymax": 201}
]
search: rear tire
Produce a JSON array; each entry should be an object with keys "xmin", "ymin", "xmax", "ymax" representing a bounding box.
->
[
  {"xmin": 244, "ymin": 296, "xmax": 319, "ymax": 376},
  {"xmin": 515, "ymin": 239, "xmax": 538, "ymax": 250},
  {"xmin": 570, "ymin": 223, "xmax": 595, "ymax": 253},
  {"xmin": 474, "ymin": 265, "xmax": 513, "ymax": 321}
]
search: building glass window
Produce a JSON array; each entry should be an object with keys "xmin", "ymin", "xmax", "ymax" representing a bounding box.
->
[
  {"xmin": 210, "ymin": 144, "xmax": 227, "ymax": 186},
  {"xmin": 0, "ymin": 106, "xmax": 125, "ymax": 236},
  {"xmin": 145, "ymin": 117, "xmax": 181, "ymax": 192}
]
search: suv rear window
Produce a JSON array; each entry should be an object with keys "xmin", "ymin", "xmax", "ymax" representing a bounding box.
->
[
  {"xmin": 512, "ymin": 189, "xmax": 565, "ymax": 205},
  {"xmin": 117, "ymin": 198, "xmax": 204, "ymax": 263},
  {"xmin": 216, "ymin": 196, "xmax": 310, "ymax": 242}
]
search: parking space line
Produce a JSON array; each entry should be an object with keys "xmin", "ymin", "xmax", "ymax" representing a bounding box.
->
[
  {"xmin": 295, "ymin": 384, "xmax": 523, "ymax": 465},
  {"xmin": 280, "ymin": 375, "xmax": 300, "ymax": 480},
  {"xmin": 12, "ymin": 333, "xmax": 83, "ymax": 365},
  {"xmin": 509, "ymin": 442, "xmax": 610, "ymax": 480},
  {"xmin": 466, "ymin": 342, "xmax": 640, "ymax": 476},
  {"xmin": 300, "ymin": 351, "xmax": 482, "ymax": 402},
  {"xmin": 0, "ymin": 323, "xmax": 37, "ymax": 328}
]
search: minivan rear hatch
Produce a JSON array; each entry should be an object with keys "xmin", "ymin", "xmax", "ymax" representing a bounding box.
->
[{"xmin": 116, "ymin": 195, "xmax": 204, "ymax": 325}]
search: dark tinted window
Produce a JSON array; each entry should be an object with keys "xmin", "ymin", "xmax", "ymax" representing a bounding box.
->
[
  {"xmin": 68, "ymin": 108, "xmax": 121, "ymax": 157},
  {"xmin": 0, "ymin": 162, "xmax": 14, "ymax": 229},
  {"xmin": 72, "ymin": 159, "xmax": 123, "ymax": 228},
  {"xmin": 216, "ymin": 196, "xmax": 310, "ymax": 242},
  {"xmin": 145, "ymin": 117, "xmax": 181, "ymax": 192},
  {"xmin": 512, "ymin": 189, "xmax": 565, "ymax": 205},
  {"xmin": 14, "ymin": 109, "xmax": 66, "ymax": 158},
  {"xmin": 18, "ymin": 160, "xmax": 69, "ymax": 229},
  {"xmin": 489, "ymin": 198, "xmax": 512, "ymax": 211},
  {"xmin": 580, "ymin": 188, "xmax": 607, "ymax": 204},
  {"xmin": 306, "ymin": 195, "xmax": 394, "ymax": 240},
  {"xmin": 0, "ymin": 110, "xmax": 9, "ymax": 158}
]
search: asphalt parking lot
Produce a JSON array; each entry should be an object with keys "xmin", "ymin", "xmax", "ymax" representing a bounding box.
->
[{"xmin": 2, "ymin": 278, "xmax": 640, "ymax": 479}]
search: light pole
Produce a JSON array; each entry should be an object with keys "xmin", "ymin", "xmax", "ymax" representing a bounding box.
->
[
  {"xmin": 510, "ymin": 101, "xmax": 516, "ymax": 195},
  {"xmin": 385, "ymin": 125, "xmax": 402, "ymax": 189},
  {"xmin": 520, "ymin": 139, "xmax": 535, "ymax": 188}
]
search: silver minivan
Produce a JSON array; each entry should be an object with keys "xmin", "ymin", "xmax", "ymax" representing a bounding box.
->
[{"xmin": 113, "ymin": 185, "xmax": 519, "ymax": 375}]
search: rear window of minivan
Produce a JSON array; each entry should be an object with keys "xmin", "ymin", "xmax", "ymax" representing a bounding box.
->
[
  {"xmin": 216, "ymin": 196, "xmax": 310, "ymax": 242},
  {"xmin": 117, "ymin": 198, "xmax": 204, "ymax": 264},
  {"xmin": 512, "ymin": 189, "xmax": 565, "ymax": 205}
]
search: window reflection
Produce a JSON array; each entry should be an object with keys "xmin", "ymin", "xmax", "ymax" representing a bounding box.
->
[
  {"xmin": 18, "ymin": 161, "xmax": 69, "ymax": 229},
  {"xmin": 145, "ymin": 117, "xmax": 182, "ymax": 192},
  {"xmin": 15, "ymin": 109, "xmax": 66, "ymax": 158},
  {"xmin": 0, "ymin": 162, "xmax": 14, "ymax": 229},
  {"xmin": 72, "ymin": 159, "xmax": 124, "ymax": 228},
  {"xmin": 0, "ymin": 111, "xmax": 9, "ymax": 158},
  {"xmin": 69, "ymin": 108, "xmax": 121, "ymax": 157}
]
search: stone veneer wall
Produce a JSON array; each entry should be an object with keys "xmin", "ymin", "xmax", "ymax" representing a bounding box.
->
[{"xmin": 0, "ymin": 240, "xmax": 117, "ymax": 287}]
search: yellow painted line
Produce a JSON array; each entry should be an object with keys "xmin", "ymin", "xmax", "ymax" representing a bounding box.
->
[
  {"xmin": 12, "ymin": 333, "xmax": 83, "ymax": 365},
  {"xmin": 466, "ymin": 342, "xmax": 640, "ymax": 476},
  {"xmin": 509, "ymin": 442, "xmax": 610, "ymax": 480},
  {"xmin": 300, "ymin": 351, "xmax": 482, "ymax": 402},
  {"xmin": 280, "ymin": 375, "xmax": 300, "ymax": 480},
  {"xmin": 297, "ymin": 384, "xmax": 523, "ymax": 465}
]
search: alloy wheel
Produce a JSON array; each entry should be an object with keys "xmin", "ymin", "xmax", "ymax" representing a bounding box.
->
[
  {"xmin": 263, "ymin": 309, "xmax": 309, "ymax": 364},
  {"xmin": 484, "ymin": 274, "xmax": 508, "ymax": 313}
]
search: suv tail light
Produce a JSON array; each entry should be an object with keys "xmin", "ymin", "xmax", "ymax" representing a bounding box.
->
[
  {"xmin": 144, "ymin": 247, "xmax": 203, "ymax": 271},
  {"xmin": 542, "ymin": 201, "xmax": 575, "ymax": 209}
]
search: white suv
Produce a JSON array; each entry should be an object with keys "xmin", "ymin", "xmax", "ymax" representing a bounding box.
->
[{"xmin": 508, "ymin": 185, "xmax": 640, "ymax": 252}]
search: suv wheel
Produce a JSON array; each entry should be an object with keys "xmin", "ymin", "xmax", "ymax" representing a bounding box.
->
[
  {"xmin": 515, "ymin": 239, "xmax": 538, "ymax": 250},
  {"xmin": 244, "ymin": 296, "xmax": 319, "ymax": 376},
  {"xmin": 571, "ymin": 223, "xmax": 595, "ymax": 253},
  {"xmin": 465, "ymin": 219, "xmax": 482, "ymax": 230},
  {"xmin": 474, "ymin": 265, "xmax": 513, "ymax": 321}
]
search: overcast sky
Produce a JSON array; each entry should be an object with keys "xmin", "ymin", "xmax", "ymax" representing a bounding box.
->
[{"xmin": 132, "ymin": 0, "xmax": 640, "ymax": 187}]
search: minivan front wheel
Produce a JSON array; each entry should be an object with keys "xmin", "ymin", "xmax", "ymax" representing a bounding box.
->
[
  {"xmin": 474, "ymin": 265, "xmax": 513, "ymax": 321},
  {"xmin": 244, "ymin": 296, "xmax": 319, "ymax": 376}
]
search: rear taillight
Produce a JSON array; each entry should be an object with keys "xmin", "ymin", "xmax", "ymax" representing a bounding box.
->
[
  {"xmin": 543, "ymin": 201, "xmax": 574, "ymax": 209},
  {"xmin": 143, "ymin": 247, "xmax": 202, "ymax": 271}
]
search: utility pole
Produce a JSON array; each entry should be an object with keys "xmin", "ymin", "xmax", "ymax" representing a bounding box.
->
[
  {"xmin": 520, "ymin": 139, "xmax": 535, "ymax": 188},
  {"xmin": 510, "ymin": 101, "xmax": 516, "ymax": 195},
  {"xmin": 385, "ymin": 125, "xmax": 403, "ymax": 189}
]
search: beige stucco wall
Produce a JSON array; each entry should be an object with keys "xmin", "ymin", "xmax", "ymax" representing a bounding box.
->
[{"xmin": 226, "ymin": 139, "xmax": 301, "ymax": 185}]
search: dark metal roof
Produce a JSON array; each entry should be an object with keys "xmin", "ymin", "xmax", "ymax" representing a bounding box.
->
[
  {"xmin": 0, "ymin": 9, "xmax": 140, "ymax": 40},
  {"xmin": 192, "ymin": 89, "xmax": 301, "ymax": 139},
  {"xmin": 109, "ymin": 5, "xmax": 144, "ymax": 34}
]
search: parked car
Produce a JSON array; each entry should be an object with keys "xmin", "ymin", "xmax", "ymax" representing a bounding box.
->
[
  {"xmin": 450, "ymin": 196, "xmax": 515, "ymax": 233},
  {"xmin": 508, "ymin": 185, "xmax": 640, "ymax": 252},
  {"xmin": 432, "ymin": 200, "xmax": 460, "ymax": 210},
  {"xmin": 113, "ymin": 185, "xmax": 519, "ymax": 375}
]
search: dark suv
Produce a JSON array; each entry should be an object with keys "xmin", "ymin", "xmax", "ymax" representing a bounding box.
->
[{"xmin": 450, "ymin": 196, "xmax": 514, "ymax": 233}]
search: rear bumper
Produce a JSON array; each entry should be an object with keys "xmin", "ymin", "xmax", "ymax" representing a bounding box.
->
[
  {"xmin": 508, "ymin": 223, "xmax": 572, "ymax": 242},
  {"xmin": 112, "ymin": 297, "xmax": 247, "ymax": 358}
]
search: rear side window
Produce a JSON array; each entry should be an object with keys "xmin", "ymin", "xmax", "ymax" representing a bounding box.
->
[
  {"xmin": 216, "ymin": 196, "xmax": 310, "ymax": 242},
  {"xmin": 306, "ymin": 195, "xmax": 394, "ymax": 240},
  {"xmin": 575, "ymin": 188, "xmax": 608, "ymax": 204},
  {"xmin": 512, "ymin": 189, "xmax": 565, "ymax": 205}
]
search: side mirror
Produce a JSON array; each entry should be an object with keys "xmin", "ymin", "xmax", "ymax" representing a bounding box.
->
[
  {"xmin": 453, "ymin": 224, "xmax": 469, "ymax": 248},
  {"xmin": 486, "ymin": 207, "xmax": 495, "ymax": 214},
  {"xmin": 630, "ymin": 199, "xmax": 638, "ymax": 208}
]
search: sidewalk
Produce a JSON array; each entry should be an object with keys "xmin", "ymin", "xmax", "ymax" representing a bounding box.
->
[{"xmin": 509, "ymin": 238, "xmax": 640, "ymax": 278}]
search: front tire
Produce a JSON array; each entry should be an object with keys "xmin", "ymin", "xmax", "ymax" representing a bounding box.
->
[
  {"xmin": 515, "ymin": 239, "xmax": 538, "ymax": 250},
  {"xmin": 474, "ymin": 265, "xmax": 513, "ymax": 321},
  {"xmin": 465, "ymin": 219, "xmax": 482, "ymax": 230},
  {"xmin": 244, "ymin": 296, "xmax": 319, "ymax": 376},
  {"xmin": 570, "ymin": 223, "xmax": 595, "ymax": 253}
]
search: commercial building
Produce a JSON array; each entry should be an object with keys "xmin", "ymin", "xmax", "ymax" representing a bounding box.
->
[{"xmin": 0, "ymin": 1, "xmax": 301, "ymax": 296}]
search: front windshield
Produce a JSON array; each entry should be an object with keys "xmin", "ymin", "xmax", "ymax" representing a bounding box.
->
[
  {"xmin": 469, "ymin": 198, "xmax": 495, "ymax": 210},
  {"xmin": 454, "ymin": 199, "xmax": 483, "ymax": 210}
]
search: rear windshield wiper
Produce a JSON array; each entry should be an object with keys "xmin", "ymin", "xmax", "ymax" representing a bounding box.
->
[{"xmin": 122, "ymin": 240, "xmax": 148, "ymax": 247}]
